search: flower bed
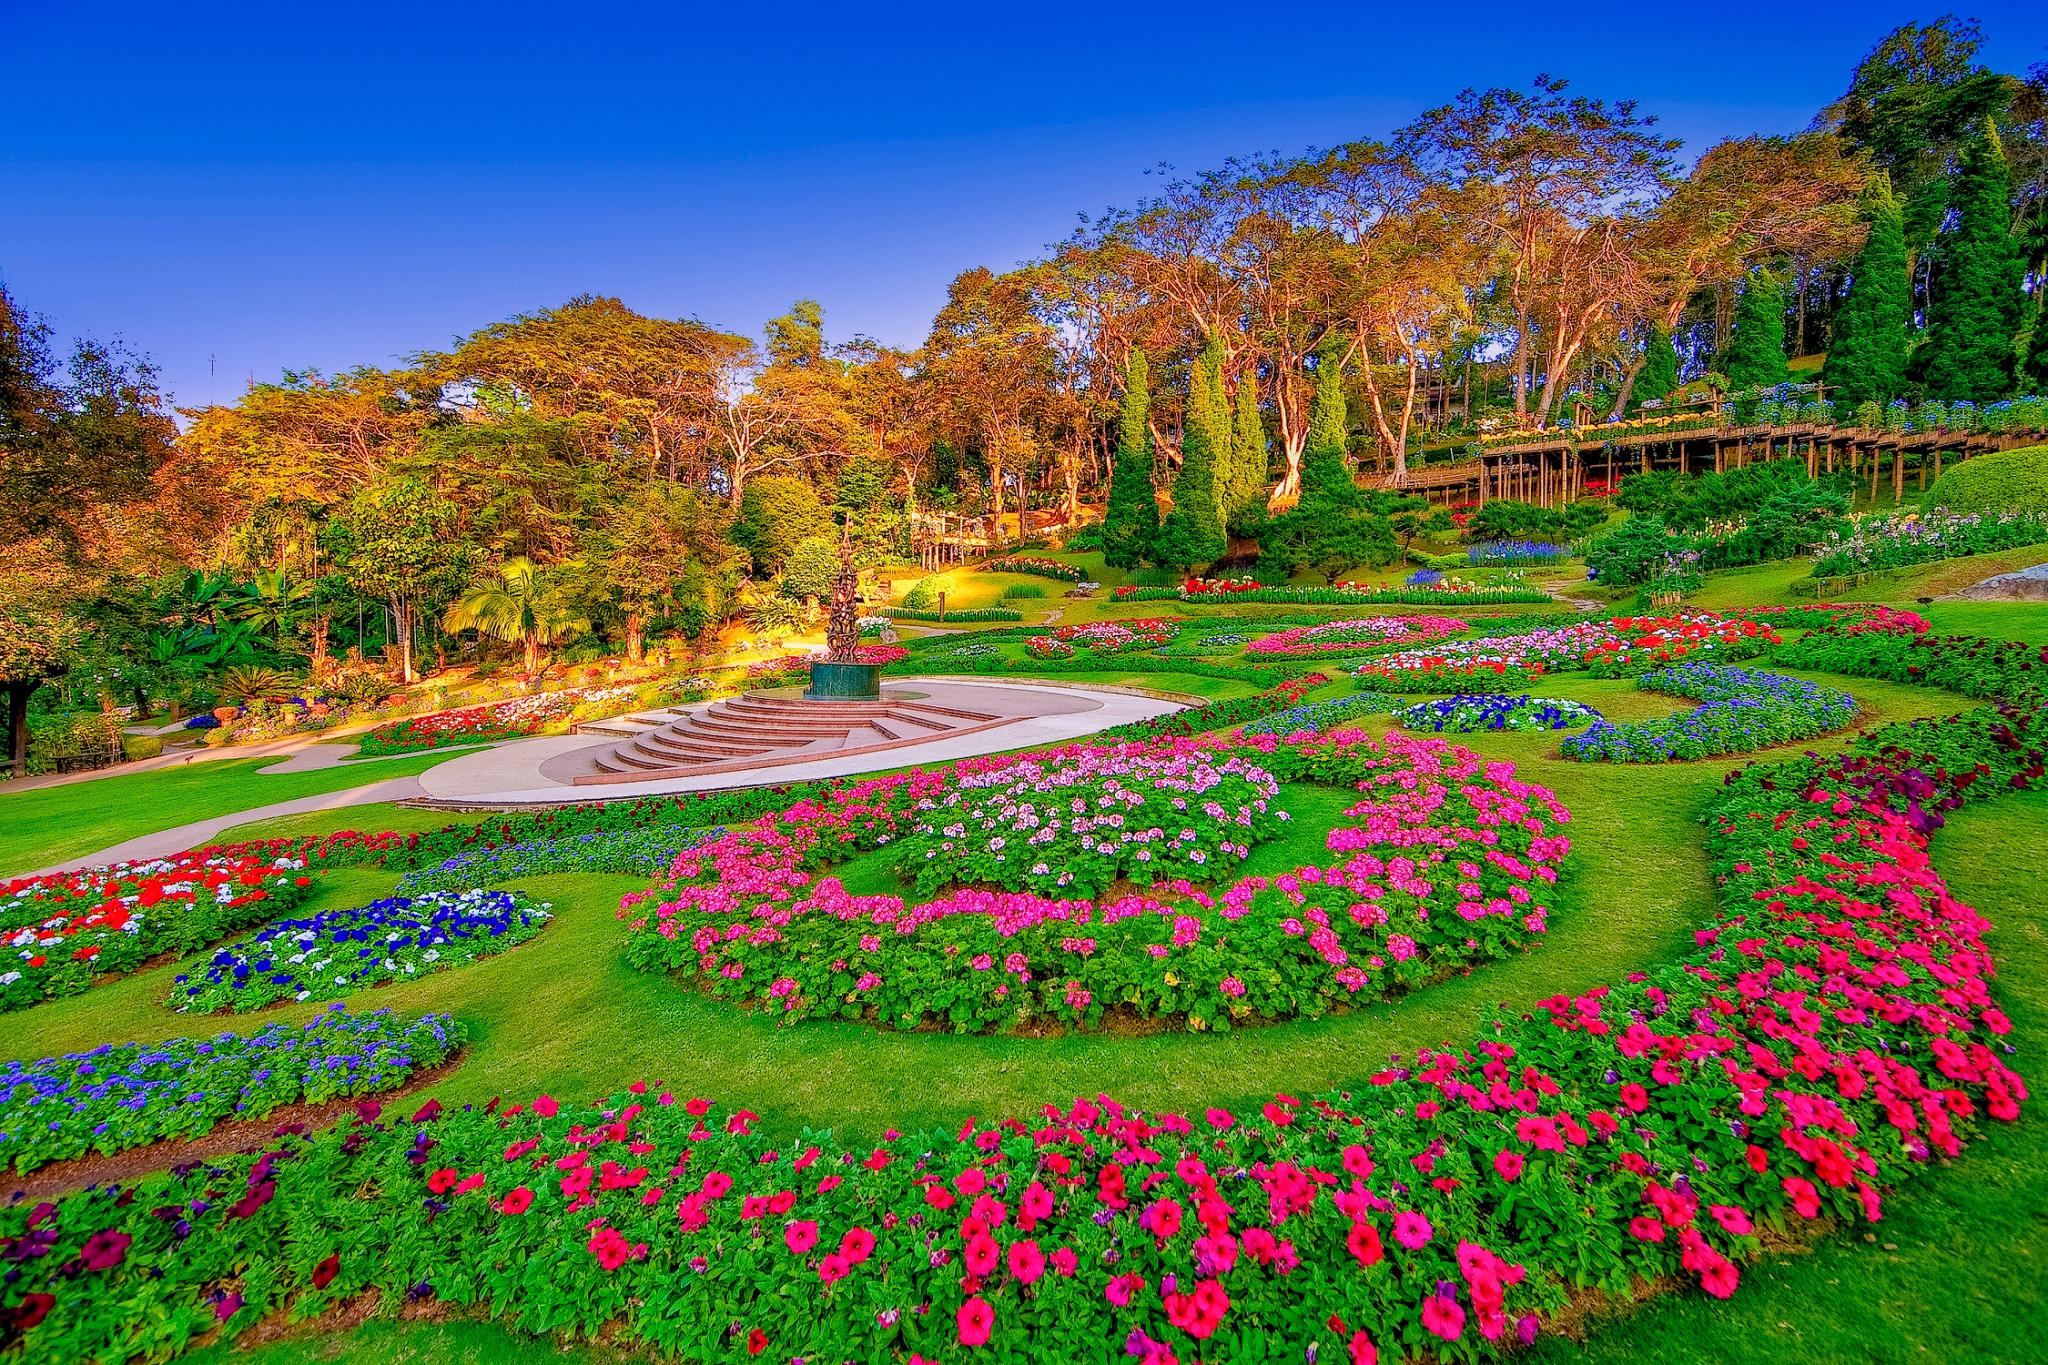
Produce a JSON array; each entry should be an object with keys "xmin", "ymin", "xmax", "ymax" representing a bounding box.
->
[
  {"xmin": 1561, "ymin": 664, "xmax": 1857, "ymax": 763},
  {"xmin": 1809, "ymin": 506, "xmax": 2048, "ymax": 578},
  {"xmin": 1396, "ymin": 694, "xmax": 1602, "ymax": 733},
  {"xmin": 9, "ymin": 694, "xmax": 2034, "ymax": 1365},
  {"xmin": 1775, "ymin": 623, "xmax": 2048, "ymax": 703},
  {"xmin": 0, "ymin": 1006, "xmax": 460, "ymax": 1174},
  {"xmin": 1025, "ymin": 619, "xmax": 1179, "ymax": 661},
  {"xmin": 1353, "ymin": 614, "xmax": 1776, "ymax": 691},
  {"xmin": 396, "ymin": 826, "xmax": 720, "ymax": 896},
  {"xmin": 894, "ymin": 747, "xmax": 1282, "ymax": 898},
  {"xmin": 1239, "ymin": 691, "xmax": 1401, "ymax": 737},
  {"xmin": 1115, "ymin": 576, "xmax": 1550, "ymax": 606},
  {"xmin": 621, "ymin": 730, "xmax": 1568, "ymax": 1034},
  {"xmin": 2, "ymin": 854, "xmax": 318, "ymax": 1013},
  {"xmin": 170, "ymin": 890, "xmax": 553, "ymax": 1012},
  {"xmin": 982, "ymin": 556, "xmax": 1085, "ymax": 583},
  {"xmin": 1247, "ymin": 615, "xmax": 1468, "ymax": 658},
  {"xmin": 357, "ymin": 686, "xmax": 642, "ymax": 756}
]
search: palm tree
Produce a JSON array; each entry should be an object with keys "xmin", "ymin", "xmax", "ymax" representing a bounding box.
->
[
  {"xmin": 442, "ymin": 557, "xmax": 589, "ymax": 677},
  {"xmin": 229, "ymin": 569, "xmax": 311, "ymax": 649}
]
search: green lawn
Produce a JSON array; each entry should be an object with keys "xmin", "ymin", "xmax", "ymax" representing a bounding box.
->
[{"xmin": 0, "ymin": 752, "xmax": 456, "ymax": 873}]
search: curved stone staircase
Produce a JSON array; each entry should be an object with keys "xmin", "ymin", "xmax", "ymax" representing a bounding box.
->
[{"xmin": 572, "ymin": 689, "xmax": 1007, "ymax": 785}]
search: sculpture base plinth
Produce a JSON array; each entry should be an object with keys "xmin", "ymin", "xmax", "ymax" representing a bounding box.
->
[{"xmin": 804, "ymin": 661, "xmax": 884, "ymax": 700}]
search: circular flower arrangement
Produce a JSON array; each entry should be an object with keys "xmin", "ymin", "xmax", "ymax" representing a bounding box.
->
[
  {"xmin": 894, "ymin": 748, "xmax": 1280, "ymax": 897},
  {"xmin": 1396, "ymin": 694, "xmax": 1603, "ymax": 734},
  {"xmin": 1354, "ymin": 614, "xmax": 1775, "ymax": 691},
  {"xmin": 1247, "ymin": 615, "xmax": 1468, "ymax": 657},
  {"xmin": 1025, "ymin": 618, "xmax": 1179, "ymax": 660},
  {"xmin": 620, "ymin": 732, "xmax": 1571, "ymax": 1034}
]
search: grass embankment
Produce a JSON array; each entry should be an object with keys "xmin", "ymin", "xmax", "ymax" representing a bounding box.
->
[{"xmin": 0, "ymin": 753, "xmax": 456, "ymax": 874}]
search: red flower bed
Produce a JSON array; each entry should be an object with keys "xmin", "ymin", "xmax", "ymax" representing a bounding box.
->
[{"xmin": 2, "ymin": 853, "xmax": 317, "ymax": 1011}]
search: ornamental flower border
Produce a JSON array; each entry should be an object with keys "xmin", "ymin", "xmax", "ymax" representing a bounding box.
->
[
  {"xmin": 4, "ymin": 689, "xmax": 2036, "ymax": 1365},
  {"xmin": 1246, "ymin": 616, "xmax": 1469, "ymax": 659},
  {"xmin": 170, "ymin": 889, "xmax": 555, "ymax": 1013},
  {"xmin": 0, "ymin": 1006, "xmax": 461, "ymax": 1174},
  {"xmin": 618, "ymin": 730, "xmax": 1571, "ymax": 1035},
  {"xmin": 1395, "ymin": 694, "xmax": 1603, "ymax": 734},
  {"xmin": 1353, "ymin": 614, "xmax": 1777, "ymax": 693},
  {"xmin": 2, "ymin": 854, "xmax": 319, "ymax": 1013},
  {"xmin": 1562, "ymin": 664, "xmax": 1859, "ymax": 764}
]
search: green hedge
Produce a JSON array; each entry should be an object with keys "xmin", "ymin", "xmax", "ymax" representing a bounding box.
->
[
  {"xmin": 1922, "ymin": 444, "xmax": 2048, "ymax": 517},
  {"xmin": 883, "ymin": 607, "xmax": 1023, "ymax": 623}
]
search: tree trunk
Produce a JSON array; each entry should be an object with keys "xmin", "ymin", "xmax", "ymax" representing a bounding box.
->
[
  {"xmin": 626, "ymin": 612, "xmax": 645, "ymax": 664},
  {"xmin": 1607, "ymin": 357, "xmax": 1646, "ymax": 421},
  {"xmin": 524, "ymin": 635, "xmax": 540, "ymax": 678},
  {"xmin": 6, "ymin": 680, "xmax": 32, "ymax": 781},
  {"xmin": 394, "ymin": 598, "xmax": 416, "ymax": 684}
]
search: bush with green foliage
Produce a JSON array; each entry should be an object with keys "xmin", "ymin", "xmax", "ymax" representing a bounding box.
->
[
  {"xmin": 900, "ymin": 575, "xmax": 949, "ymax": 610},
  {"xmin": 1585, "ymin": 515, "xmax": 1680, "ymax": 588},
  {"xmin": 778, "ymin": 536, "xmax": 839, "ymax": 600},
  {"xmin": 1921, "ymin": 444, "xmax": 2048, "ymax": 517},
  {"xmin": 731, "ymin": 476, "xmax": 830, "ymax": 576}
]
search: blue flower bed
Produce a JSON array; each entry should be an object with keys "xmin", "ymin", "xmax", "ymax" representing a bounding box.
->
[
  {"xmin": 395, "ymin": 825, "xmax": 719, "ymax": 895},
  {"xmin": 171, "ymin": 890, "xmax": 553, "ymax": 1012},
  {"xmin": 0, "ymin": 1006, "xmax": 461, "ymax": 1173},
  {"xmin": 1468, "ymin": 539, "xmax": 1565, "ymax": 566},
  {"xmin": 1562, "ymin": 664, "xmax": 1859, "ymax": 763},
  {"xmin": 1240, "ymin": 691, "xmax": 1401, "ymax": 737},
  {"xmin": 1396, "ymin": 694, "xmax": 1602, "ymax": 733}
]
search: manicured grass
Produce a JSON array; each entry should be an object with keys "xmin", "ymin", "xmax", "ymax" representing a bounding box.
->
[
  {"xmin": 0, "ymin": 753, "xmax": 454, "ymax": 874},
  {"xmin": 216, "ymin": 801, "xmax": 482, "ymax": 844}
]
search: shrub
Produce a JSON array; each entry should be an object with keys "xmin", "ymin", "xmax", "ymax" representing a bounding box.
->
[
  {"xmin": 120, "ymin": 733, "xmax": 163, "ymax": 762},
  {"xmin": 1921, "ymin": 444, "xmax": 2048, "ymax": 517},
  {"xmin": 901, "ymin": 574, "xmax": 949, "ymax": 610},
  {"xmin": 1585, "ymin": 515, "xmax": 1678, "ymax": 587}
]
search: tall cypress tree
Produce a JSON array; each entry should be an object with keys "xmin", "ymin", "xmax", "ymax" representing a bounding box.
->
[
  {"xmin": 1155, "ymin": 341, "xmax": 1228, "ymax": 569},
  {"xmin": 1298, "ymin": 344, "xmax": 1362, "ymax": 509},
  {"xmin": 1823, "ymin": 172, "xmax": 1913, "ymax": 406},
  {"xmin": 1221, "ymin": 372, "xmax": 1268, "ymax": 533},
  {"xmin": 1100, "ymin": 348, "xmax": 1159, "ymax": 569},
  {"xmin": 1632, "ymin": 324, "xmax": 1678, "ymax": 411},
  {"xmin": 1722, "ymin": 269, "xmax": 1789, "ymax": 391},
  {"xmin": 1921, "ymin": 121, "xmax": 2024, "ymax": 404}
]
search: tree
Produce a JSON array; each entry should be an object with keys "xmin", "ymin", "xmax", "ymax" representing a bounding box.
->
[
  {"xmin": 1823, "ymin": 173, "xmax": 1914, "ymax": 405},
  {"xmin": 1723, "ymin": 270, "xmax": 1790, "ymax": 389},
  {"xmin": 1633, "ymin": 325, "xmax": 1679, "ymax": 410},
  {"xmin": 583, "ymin": 481, "xmax": 734, "ymax": 662},
  {"xmin": 0, "ymin": 537, "xmax": 88, "ymax": 779},
  {"xmin": 443, "ymin": 556, "xmax": 590, "ymax": 678},
  {"xmin": 328, "ymin": 476, "xmax": 477, "ymax": 683},
  {"xmin": 780, "ymin": 536, "xmax": 839, "ymax": 601},
  {"xmin": 1101, "ymin": 349, "xmax": 1160, "ymax": 568},
  {"xmin": 1155, "ymin": 338, "xmax": 1229, "ymax": 569},
  {"xmin": 1222, "ymin": 372, "xmax": 1269, "ymax": 532},
  {"xmin": 1921, "ymin": 121, "xmax": 2024, "ymax": 403},
  {"xmin": 731, "ymin": 475, "xmax": 830, "ymax": 576},
  {"xmin": 1257, "ymin": 348, "xmax": 1387, "ymax": 580},
  {"xmin": 2, "ymin": 286, "xmax": 178, "ymax": 550}
]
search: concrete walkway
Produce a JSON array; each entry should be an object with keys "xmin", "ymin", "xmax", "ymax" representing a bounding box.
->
[{"xmin": 413, "ymin": 677, "xmax": 1183, "ymax": 806}]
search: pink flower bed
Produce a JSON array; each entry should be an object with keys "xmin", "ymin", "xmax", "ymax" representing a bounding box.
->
[
  {"xmin": 618, "ymin": 731, "xmax": 1570, "ymax": 1033},
  {"xmin": 1246, "ymin": 615, "xmax": 1469, "ymax": 658}
]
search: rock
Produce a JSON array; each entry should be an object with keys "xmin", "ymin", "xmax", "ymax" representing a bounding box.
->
[{"xmin": 1942, "ymin": 561, "xmax": 2048, "ymax": 601}]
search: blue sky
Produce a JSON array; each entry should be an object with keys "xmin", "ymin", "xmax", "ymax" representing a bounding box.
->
[{"xmin": 4, "ymin": 2, "xmax": 2042, "ymax": 410}]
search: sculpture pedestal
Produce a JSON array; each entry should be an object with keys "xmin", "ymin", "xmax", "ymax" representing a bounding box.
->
[{"xmin": 804, "ymin": 661, "xmax": 884, "ymax": 700}]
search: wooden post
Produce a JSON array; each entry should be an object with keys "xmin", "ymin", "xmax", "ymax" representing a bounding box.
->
[{"xmin": 1893, "ymin": 446, "xmax": 1905, "ymax": 502}]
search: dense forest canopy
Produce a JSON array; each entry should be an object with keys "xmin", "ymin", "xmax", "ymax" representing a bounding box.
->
[{"xmin": 4, "ymin": 18, "xmax": 2046, "ymax": 770}]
